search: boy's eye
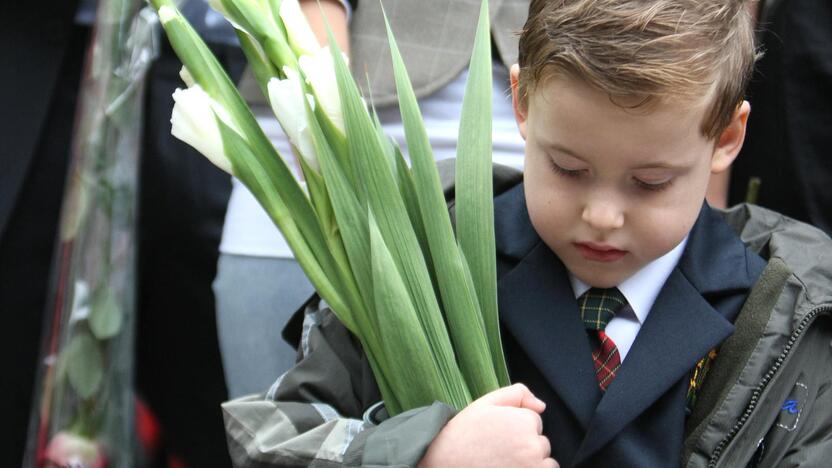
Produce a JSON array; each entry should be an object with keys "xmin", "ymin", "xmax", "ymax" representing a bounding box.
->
[
  {"xmin": 633, "ymin": 177, "xmax": 674, "ymax": 192},
  {"xmin": 548, "ymin": 158, "xmax": 586, "ymax": 178}
]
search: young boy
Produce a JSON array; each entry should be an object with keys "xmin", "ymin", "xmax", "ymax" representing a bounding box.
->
[{"xmin": 222, "ymin": 1, "xmax": 832, "ymax": 466}]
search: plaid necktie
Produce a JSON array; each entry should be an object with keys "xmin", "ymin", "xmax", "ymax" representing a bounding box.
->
[{"xmin": 579, "ymin": 287, "xmax": 628, "ymax": 391}]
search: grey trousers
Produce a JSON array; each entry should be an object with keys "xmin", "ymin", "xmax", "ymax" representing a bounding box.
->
[{"xmin": 213, "ymin": 254, "xmax": 315, "ymax": 398}]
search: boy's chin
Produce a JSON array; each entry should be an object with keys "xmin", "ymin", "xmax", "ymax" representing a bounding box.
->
[{"xmin": 569, "ymin": 263, "xmax": 635, "ymax": 289}]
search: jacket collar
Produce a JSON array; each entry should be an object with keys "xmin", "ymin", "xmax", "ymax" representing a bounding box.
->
[
  {"xmin": 499, "ymin": 240, "xmax": 604, "ymax": 428},
  {"xmin": 495, "ymin": 188, "xmax": 763, "ymax": 462},
  {"xmin": 678, "ymin": 203, "xmax": 766, "ymax": 304}
]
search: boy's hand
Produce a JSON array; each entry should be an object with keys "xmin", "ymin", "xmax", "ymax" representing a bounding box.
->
[{"xmin": 418, "ymin": 384, "xmax": 559, "ymax": 468}]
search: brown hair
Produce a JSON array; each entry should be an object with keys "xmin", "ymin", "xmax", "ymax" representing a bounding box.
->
[{"xmin": 517, "ymin": 0, "xmax": 758, "ymax": 139}]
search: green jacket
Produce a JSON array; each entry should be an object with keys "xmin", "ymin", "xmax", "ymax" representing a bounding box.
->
[
  {"xmin": 222, "ymin": 168, "xmax": 832, "ymax": 467},
  {"xmin": 683, "ymin": 204, "xmax": 832, "ymax": 467}
]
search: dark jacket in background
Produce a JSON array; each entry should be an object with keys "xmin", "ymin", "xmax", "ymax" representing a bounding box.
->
[
  {"xmin": 0, "ymin": 1, "xmax": 83, "ymax": 464},
  {"xmin": 729, "ymin": 0, "xmax": 832, "ymax": 235}
]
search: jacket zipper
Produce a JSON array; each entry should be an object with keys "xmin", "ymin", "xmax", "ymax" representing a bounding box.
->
[{"xmin": 707, "ymin": 305, "xmax": 831, "ymax": 467}]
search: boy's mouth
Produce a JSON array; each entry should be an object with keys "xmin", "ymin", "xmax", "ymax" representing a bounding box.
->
[{"xmin": 574, "ymin": 242, "xmax": 627, "ymax": 262}]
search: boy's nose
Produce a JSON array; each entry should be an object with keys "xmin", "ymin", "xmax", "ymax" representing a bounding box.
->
[{"xmin": 581, "ymin": 202, "xmax": 625, "ymax": 231}]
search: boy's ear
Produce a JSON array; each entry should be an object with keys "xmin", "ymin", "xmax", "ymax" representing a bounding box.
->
[
  {"xmin": 710, "ymin": 100, "xmax": 751, "ymax": 174},
  {"xmin": 510, "ymin": 64, "xmax": 528, "ymax": 140}
]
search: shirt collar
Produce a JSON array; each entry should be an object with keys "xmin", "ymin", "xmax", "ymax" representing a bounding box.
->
[{"xmin": 569, "ymin": 236, "xmax": 689, "ymax": 324}]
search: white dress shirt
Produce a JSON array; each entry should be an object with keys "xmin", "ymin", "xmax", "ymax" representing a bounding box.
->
[{"xmin": 569, "ymin": 237, "xmax": 689, "ymax": 362}]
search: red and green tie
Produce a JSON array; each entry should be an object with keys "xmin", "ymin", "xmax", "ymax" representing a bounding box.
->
[{"xmin": 579, "ymin": 287, "xmax": 628, "ymax": 391}]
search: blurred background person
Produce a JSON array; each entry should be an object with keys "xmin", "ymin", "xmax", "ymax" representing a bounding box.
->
[
  {"xmin": 1, "ymin": 1, "xmax": 85, "ymax": 464},
  {"xmin": 135, "ymin": 1, "xmax": 244, "ymax": 465},
  {"xmin": 718, "ymin": 0, "xmax": 832, "ymax": 236}
]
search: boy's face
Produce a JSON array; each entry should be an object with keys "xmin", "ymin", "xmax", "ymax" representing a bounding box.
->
[{"xmin": 510, "ymin": 66, "xmax": 749, "ymax": 288}]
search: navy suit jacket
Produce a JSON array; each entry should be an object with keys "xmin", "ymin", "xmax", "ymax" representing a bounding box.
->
[{"xmin": 494, "ymin": 183, "xmax": 766, "ymax": 467}]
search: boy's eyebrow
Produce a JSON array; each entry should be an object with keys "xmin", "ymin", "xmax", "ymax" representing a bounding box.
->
[
  {"xmin": 545, "ymin": 143, "xmax": 586, "ymax": 160},
  {"xmin": 630, "ymin": 162, "xmax": 689, "ymax": 170}
]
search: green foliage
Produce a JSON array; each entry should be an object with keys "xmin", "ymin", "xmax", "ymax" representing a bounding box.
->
[
  {"xmin": 454, "ymin": 0, "xmax": 509, "ymax": 386},
  {"xmin": 88, "ymin": 287, "xmax": 122, "ymax": 340},
  {"xmin": 66, "ymin": 334, "xmax": 104, "ymax": 400}
]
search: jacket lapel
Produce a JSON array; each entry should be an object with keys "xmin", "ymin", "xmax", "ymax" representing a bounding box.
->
[
  {"xmin": 573, "ymin": 268, "xmax": 734, "ymax": 463},
  {"xmin": 499, "ymin": 242, "xmax": 602, "ymax": 429},
  {"xmin": 493, "ymin": 184, "xmax": 601, "ymax": 429},
  {"xmin": 573, "ymin": 205, "xmax": 765, "ymax": 463}
]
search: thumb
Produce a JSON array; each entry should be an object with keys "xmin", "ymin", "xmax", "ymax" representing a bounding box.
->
[{"xmin": 473, "ymin": 383, "xmax": 546, "ymax": 413}]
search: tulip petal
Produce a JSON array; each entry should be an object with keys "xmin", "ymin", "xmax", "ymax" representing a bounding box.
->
[
  {"xmin": 279, "ymin": 0, "xmax": 320, "ymax": 57},
  {"xmin": 299, "ymin": 47, "xmax": 345, "ymax": 133},
  {"xmin": 171, "ymin": 85, "xmax": 237, "ymax": 175},
  {"xmin": 267, "ymin": 69, "xmax": 320, "ymax": 172}
]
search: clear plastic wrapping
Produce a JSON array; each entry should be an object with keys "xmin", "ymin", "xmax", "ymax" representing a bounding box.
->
[{"xmin": 23, "ymin": 1, "xmax": 157, "ymax": 466}]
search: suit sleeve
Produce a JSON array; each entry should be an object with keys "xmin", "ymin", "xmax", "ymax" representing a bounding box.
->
[{"xmin": 221, "ymin": 299, "xmax": 456, "ymax": 467}]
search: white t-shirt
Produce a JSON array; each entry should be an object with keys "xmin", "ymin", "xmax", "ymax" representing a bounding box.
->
[{"xmin": 220, "ymin": 61, "xmax": 526, "ymax": 257}]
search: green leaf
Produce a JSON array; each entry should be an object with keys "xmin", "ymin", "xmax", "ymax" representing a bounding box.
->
[
  {"xmin": 296, "ymin": 145, "xmax": 336, "ymax": 242},
  {"xmin": 327, "ymin": 28, "xmax": 471, "ymax": 407},
  {"xmin": 312, "ymin": 100, "xmax": 352, "ymax": 186},
  {"xmin": 369, "ymin": 211, "xmax": 452, "ymax": 410},
  {"xmin": 392, "ymin": 144, "xmax": 431, "ymax": 276},
  {"xmin": 383, "ymin": 5, "xmax": 500, "ymax": 397},
  {"xmin": 372, "ymin": 108, "xmax": 397, "ymax": 182},
  {"xmin": 305, "ymin": 92, "xmax": 407, "ymax": 414},
  {"xmin": 214, "ymin": 0, "xmax": 257, "ymax": 37},
  {"xmin": 235, "ymin": 28, "xmax": 280, "ymax": 99},
  {"xmin": 66, "ymin": 333, "xmax": 104, "ymax": 400},
  {"xmin": 261, "ymin": 34, "xmax": 300, "ymax": 73},
  {"xmin": 392, "ymin": 143, "xmax": 440, "ymax": 304},
  {"xmin": 214, "ymin": 113, "xmax": 350, "ymax": 318},
  {"xmin": 266, "ymin": 0, "xmax": 287, "ymax": 39},
  {"xmin": 305, "ymin": 116, "xmax": 369, "ymax": 334},
  {"xmin": 88, "ymin": 286, "xmax": 122, "ymax": 340},
  {"xmin": 454, "ymin": 0, "xmax": 509, "ymax": 386},
  {"xmin": 219, "ymin": 0, "xmax": 297, "ymax": 71},
  {"xmin": 306, "ymin": 91, "xmax": 407, "ymax": 413}
]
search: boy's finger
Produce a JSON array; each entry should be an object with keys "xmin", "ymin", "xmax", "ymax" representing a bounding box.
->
[
  {"xmin": 538, "ymin": 435, "xmax": 551, "ymax": 457},
  {"xmin": 474, "ymin": 383, "xmax": 546, "ymax": 412},
  {"xmin": 542, "ymin": 458, "xmax": 560, "ymax": 468},
  {"xmin": 530, "ymin": 409, "xmax": 544, "ymax": 435},
  {"xmin": 516, "ymin": 407, "xmax": 544, "ymax": 435}
]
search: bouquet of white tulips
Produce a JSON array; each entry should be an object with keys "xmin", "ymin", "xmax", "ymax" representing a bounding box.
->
[{"xmin": 149, "ymin": 0, "xmax": 509, "ymax": 415}]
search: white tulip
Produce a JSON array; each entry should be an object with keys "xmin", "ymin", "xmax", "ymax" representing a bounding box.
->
[
  {"xmin": 299, "ymin": 47, "xmax": 345, "ymax": 134},
  {"xmin": 279, "ymin": 0, "xmax": 321, "ymax": 58},
  {"xmin": 267, "ymin": 67, "xmax": 319, "ymax": 172},
  {"xmin": 171, "ymin": 85, "xmax": 241, "ymax": 175}
]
